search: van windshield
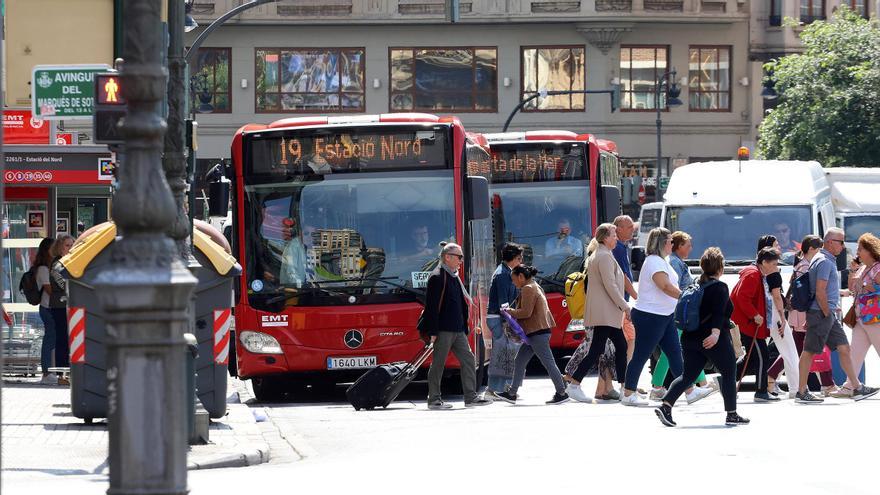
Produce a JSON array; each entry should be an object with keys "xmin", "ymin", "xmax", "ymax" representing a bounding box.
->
[{"xmin": 665, "ymin": 205, "xmax": 812, "ymax": 263}]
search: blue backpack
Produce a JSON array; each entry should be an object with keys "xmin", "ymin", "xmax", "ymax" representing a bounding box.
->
[
  {"xmin": 675, "ymin": 280, "xmax": 720, "ymax": 332},
  {"xmin": 788, "ymin": 271, "xmax": 814, "ymax": 312}
]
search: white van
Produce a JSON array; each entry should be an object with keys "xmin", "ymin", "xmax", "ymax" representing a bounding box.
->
[
  {"xmin": 635, "ymin": 202, "xmax": 662, "ymax": 248},
  {"xmin": 647, "ymin": 160, "xmax": 835, "ymax": 286},
  {"xmin": 826, "ymin": 168, "xmax": 880, "ymax": 255}
]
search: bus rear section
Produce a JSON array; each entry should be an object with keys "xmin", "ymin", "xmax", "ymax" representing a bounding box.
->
[
  {"xmin": 229, "ymin": 114, "xmax": 490, "ymax": 400},
  {"xmin": 472, "ymin": 131, "xmax": 622, "ymax": 358}
]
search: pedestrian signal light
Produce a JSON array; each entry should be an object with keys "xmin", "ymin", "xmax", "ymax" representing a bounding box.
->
[
  {"xmin": 96, "ymin": 75, "xmax": 125, "ymax": 105},
  {"xmin": 737, "ymin": 147, "xmax": 750, "ymax": 160}
]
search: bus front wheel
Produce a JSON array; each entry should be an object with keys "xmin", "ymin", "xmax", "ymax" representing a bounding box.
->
[{"xmin": 252, "ymin": 376, "xmax": 286, "ymax": 402}]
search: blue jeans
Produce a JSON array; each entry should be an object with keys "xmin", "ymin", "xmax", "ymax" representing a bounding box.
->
[
  {"xmin": 38, "ymin": 306, "xmax": 56, "ymax": 373},
  {"xmin": 487, "ymin": 317, "xmax": 515, "ymax": 392},
  {"xmin": 625, "ymin": 308, "xmax": 683, "ymax": 391}
]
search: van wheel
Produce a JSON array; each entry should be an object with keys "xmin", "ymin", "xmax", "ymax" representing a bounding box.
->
[{"xmin": 252, "ymin": 376, "xmax": 286, "ymax": 402}]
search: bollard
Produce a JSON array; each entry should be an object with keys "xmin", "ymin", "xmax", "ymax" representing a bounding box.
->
[{"xmin": 185, "ymin": 333, "xmax": 209, "ymax": 445}]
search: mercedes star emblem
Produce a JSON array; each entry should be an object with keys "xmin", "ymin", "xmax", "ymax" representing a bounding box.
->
[{"xmin": 344, "ymin": 329, "xmax": 364, "ymax": 349}]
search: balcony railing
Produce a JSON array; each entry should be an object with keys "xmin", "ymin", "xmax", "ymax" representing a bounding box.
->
[
  {"xmin": 596, "ymin": 0, "xmax": 632, "ymax": 11},
  {"xmin": 644, "ymin": 0, "xmax": 684, "ymax": 11}
]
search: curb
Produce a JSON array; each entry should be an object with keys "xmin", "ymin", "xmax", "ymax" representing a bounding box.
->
[{"xmin": 187, "ymin": 442, "xmax": 271, "ymax": 470}]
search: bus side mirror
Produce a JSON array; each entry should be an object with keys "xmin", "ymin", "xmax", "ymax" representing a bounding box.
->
[
  {"xmin": 600, "ymin": 185, "xmax": 622, "ymax": 223},
  {"xmin": 466, "ymin": 176, "xmax": 490, "ymax": 220},
  {"xmin": 208, "ymin": 180, "xmax": 230, "ymax": 218},
  {"xmin": 631, "ymin": 246, "xmax": 646, "ymax": 281}
]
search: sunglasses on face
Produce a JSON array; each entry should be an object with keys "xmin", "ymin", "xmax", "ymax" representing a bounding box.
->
[{"xmin": 447, "ymin": 253, "xmax": 463, "ymax": 260}]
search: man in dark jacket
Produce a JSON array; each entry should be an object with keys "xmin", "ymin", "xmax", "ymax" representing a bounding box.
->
[{"xmin": 424, "ymin": 243, "xmax": 493, "ymax": 410}]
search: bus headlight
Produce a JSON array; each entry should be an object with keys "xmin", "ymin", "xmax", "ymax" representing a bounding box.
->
[
  {"xmin": 239, "ymin": 331, "xmax": 283, "ymax": 354},
  {"xmin": 566, "ymin": 319, "xmax": 585, "ymax": 333}
]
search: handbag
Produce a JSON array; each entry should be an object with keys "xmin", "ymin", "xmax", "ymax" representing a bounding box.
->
[
  {"xmin": 856, "ymin": 262, "xmax": 880, "ymax": 325},
  {"xmin": 500, "ymin": 309, "xmax": 530, "ymax": 345},
  {"xmin": 810, "ymin": 346, "xmax": 832, "ymax": 373},
  {"xmin": 416, "ymin": 271, "xmax": 446, "ymax": 342},
  {"xmin": 843, "ymin": 304, "xmax": 858, "ymax": 328}
]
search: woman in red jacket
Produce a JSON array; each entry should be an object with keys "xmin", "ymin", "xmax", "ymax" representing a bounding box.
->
[{"xmin": 730, "ymin": 247, "xmax": 782, "ymax": 403}]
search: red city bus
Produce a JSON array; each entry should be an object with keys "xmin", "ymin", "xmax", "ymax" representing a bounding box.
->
[
  {"xmin": 228, "ymin": 113, "xmax": 492, "ymax": 400},
  {"xmin": 469, "ymin": 130, "xmax": 622, "ymax": 358}
]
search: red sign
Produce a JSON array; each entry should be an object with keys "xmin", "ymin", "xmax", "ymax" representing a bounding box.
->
[
  {"xmin": 3, "ymin": 109, "xmax": 50, "ymax": 144},
  {"xmin": 56, "ymin": 133, "xmax": 74, "ymax": 145}
]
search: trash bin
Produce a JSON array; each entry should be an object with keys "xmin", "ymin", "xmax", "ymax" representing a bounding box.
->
[
  {"xmin": 191, "ymin": 227, "xmax": 241, "ymax": 419},
  {"xmin": 60, "ymin": 223, "xmax": 241, "ymax": 423},
  {"xmin": 59, "ymin": 222, "xmax": 117, "ymax": 423}
]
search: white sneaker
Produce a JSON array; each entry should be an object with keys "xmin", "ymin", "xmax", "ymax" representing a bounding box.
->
[
  {"xmin": 566, "ymin": 383, "xmax": 591, "ymax": 403},
  {"xmin": 649, "ymin": 387, "xmax": 667, "ymax": 401},
  {"xmin": 621, "ymin": 392, "xmax": 647, "ymax": 407},
  {"xmin": 686, "ymin": 386, "xmax": 715, "ymax": 405},
  {"xmin": 40, "ymin": 373, "xmax": 56, "ymax": 385}
]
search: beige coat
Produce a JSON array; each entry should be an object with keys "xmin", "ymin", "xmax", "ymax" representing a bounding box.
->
[
  {"xmin": 584, "ymin": 244, "xmax": 629, "ymax": 328},
  {"xmin": 507, "ymin": 280, "xmax": 556, "ymax": 334}
]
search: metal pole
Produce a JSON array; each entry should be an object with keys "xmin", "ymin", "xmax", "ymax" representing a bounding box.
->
[
  {"xmin": 656, "ymin": 77, "xmax": 663, "ymax": 203},
  {"xmin": 165, "ymin": 0, "xmax": 191, "ymax": 260},
  {"xmin": 184, "ymin": 0, "xmax": 277, "ymax": 64},
  {"xmin": 502, "ymin": 89, "xmax": 617, "ymax": 132},
  {"xmin": 95, "ymin": 1, "xmax": 198, "ymax": 494}
]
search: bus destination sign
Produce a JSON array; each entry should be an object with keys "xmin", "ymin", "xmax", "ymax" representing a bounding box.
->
[
  {"xmin": 467, "ymin": 144, "xmax": 587, "ymax": 183},
  {"xmin": 248, "ymin": 129, "xmax": 449, "ymax": 176}
]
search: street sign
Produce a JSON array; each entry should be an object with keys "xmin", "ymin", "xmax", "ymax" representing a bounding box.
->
[
  {"xmin": 3, "ymin": 109, "xmax": 50, "ymax": 144},
  {"xmin": 93, "ymin": 73, "xmax": 127, "ymax": 145},
  {"xmin": 659, "ymin": 177, "xmax": 670, "ymax": 190},
  {"xmin": 31, "ymin": 64, "xmax": 112, "ymax": 120}
]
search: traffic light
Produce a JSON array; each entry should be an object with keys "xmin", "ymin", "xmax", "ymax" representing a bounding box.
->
[{"xmin": 93, "ymin": 73, "xmax": 126, "ymax": 145}]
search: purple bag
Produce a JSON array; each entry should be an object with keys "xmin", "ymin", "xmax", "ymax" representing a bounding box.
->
[{"xmin": 500, "ymin": 309, "xmax": 530, "ymax": 345}]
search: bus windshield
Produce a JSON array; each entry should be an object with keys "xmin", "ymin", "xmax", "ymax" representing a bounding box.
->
[
  {"xmin": 243, "ymin": 170, "xmax": 454, "ymax": 310},
  {"xmin": 665, "ymin": 205, "xmax": 812, "ymax": 264},
  {"xmin": 491, "ymin": 181, "xmax": 590, "ymax": 292},
  {"xmin": 844, "ymin": 216, "xmax": 880, "ymax": 243}
]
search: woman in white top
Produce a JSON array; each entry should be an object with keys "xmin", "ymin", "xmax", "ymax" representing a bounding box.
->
[{"xmin": 621, "ymin": 228, "xmax": 684, "ymax": 406}]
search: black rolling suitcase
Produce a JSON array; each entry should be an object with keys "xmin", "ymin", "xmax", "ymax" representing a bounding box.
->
[{"xmin": 346, "ymin": 344, "xmax": 433, "ymax": 410}]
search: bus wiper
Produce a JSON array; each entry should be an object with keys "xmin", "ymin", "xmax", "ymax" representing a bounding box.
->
[
  {"xmin": 360, "ymin": 277, "xmax": 427, "ymax": 304},
  {"xmin": 535, "ymin": 275, "xmax": 565, "ymax": 289}
]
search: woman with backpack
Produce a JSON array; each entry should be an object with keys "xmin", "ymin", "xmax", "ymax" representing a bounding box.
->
[
  {"xmin": 48, "ymin": 235, "xmax": 74, "ymax": 385},
  {"xmin": 730, "ymin": 246, "xmax": 782, "ymax": 402},
  {"xmin": 33, "ymin": 237, "xmax": 58, "ymax": 385},
  {"xmin": 495, "ymin": 265, "xmax": 570, "ymax": 405},
  {"xmin": 655, "ymin": 247, "xmax": 749, "ymax": 427},
  {"xmin": 563, "ymin": 224, "xmax": 630, "ymax": 403}
]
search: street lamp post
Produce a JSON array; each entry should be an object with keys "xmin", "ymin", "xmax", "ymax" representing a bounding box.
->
[
  {"xmin": 655, "ymin": 69, "xmax": 682, "ymax": 201},
  {"xmin": 95, "ymin": 1, "xmax": 197, "ymax": 493}
]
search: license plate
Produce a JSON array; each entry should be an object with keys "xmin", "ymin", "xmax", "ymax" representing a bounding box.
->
[{"xmin": 327, "ymin": 356, "xmax": 377, "ymax": 370}]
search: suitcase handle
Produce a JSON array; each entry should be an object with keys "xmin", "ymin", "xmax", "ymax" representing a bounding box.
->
[{"xmin": 400, "ymin": 343, "xmax": 433, "ymax": 377}]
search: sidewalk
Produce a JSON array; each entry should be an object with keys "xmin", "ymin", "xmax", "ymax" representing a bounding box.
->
[{"xmin": 1, "ymin": 375, "xmax": 270, "ymax": 479}]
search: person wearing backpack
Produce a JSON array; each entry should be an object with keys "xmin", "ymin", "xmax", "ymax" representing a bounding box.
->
[
  {"xmin": 730, "ymin": 247, "xmax": 781, "ymax": 403},
  {"xmin": 655, "ymin": 247, "xmax": 749, "ymax": 427},
  {"xmin": 795, "ymin": 228, "xmax": 879, "ymax": 403},
  {"xmin": 768, "ymin": 236, "xmax": 841, "ymax": 397},
  {"xmin": 485, "ymin": 242, "xmax": 523, "ymax": 398},
  {"xmin": 32, "ymin": 237, "xmax": 58, "ymax": 385},
  {"xmin": 563, "ymin": 223, "xmax": 630, "ymax": 402},
  {"xmin": 47, "ymin": 235, "xmax": 74, "ymax": 385}
]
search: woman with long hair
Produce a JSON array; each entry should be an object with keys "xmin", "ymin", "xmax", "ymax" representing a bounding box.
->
[
  {"xmin": 48, "ymin": 234, "xmax": 75, "ymax": 385},
  {"xmin": 843, "ymin": 233, "xmax": 880, "ymax": 393},
  {"xmin": 564, "ymin": 224, "xmax": 630, "ymax": 402},
  {"xmin": 34, "ymin": 237, "xmax": 57, "ymax": 384}
]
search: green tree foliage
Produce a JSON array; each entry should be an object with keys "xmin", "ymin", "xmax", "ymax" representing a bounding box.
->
[{"xmin": 758, "ymin": 8, "xmax": 880, "ymax": 167}]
